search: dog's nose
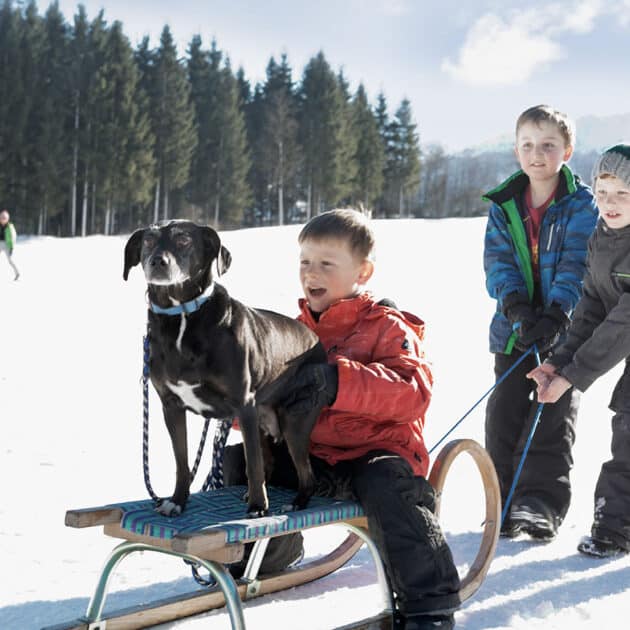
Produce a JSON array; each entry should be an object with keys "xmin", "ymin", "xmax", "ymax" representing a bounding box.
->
[{"xmin": 150, "ymin": 253, "xmax": 170, "ymax": 268}]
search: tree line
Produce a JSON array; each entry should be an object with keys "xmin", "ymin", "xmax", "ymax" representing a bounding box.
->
[{"xmin": 0, "ymin": 1, "xmax": 424, "ymax": 235}]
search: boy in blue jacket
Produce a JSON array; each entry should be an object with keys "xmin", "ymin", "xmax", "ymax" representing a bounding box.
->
[{"xmin": 483, "ymin": 105, "xmax": 598, "ymax": 540}]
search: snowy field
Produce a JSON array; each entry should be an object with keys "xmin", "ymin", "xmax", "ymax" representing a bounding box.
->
[{"xmin": 1, "ymin": 218, "xmax": 629, "ymax": 629}]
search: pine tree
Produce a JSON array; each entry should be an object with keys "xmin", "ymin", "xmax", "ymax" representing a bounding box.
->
[
  {"xmin": 243, "ymin": 83, "xmax": 267, "ymax": 225},
  {"xmin": 32, "ymin": 1, "xmax": 71, "ymax": 234},
  {"xmin": 151, "ymin": 26, "xmax": 197, "ymax": 220},
  {"xmin": 187, "ymin": 39, "xmax": 250, "ymax": 228},
  {"xmin": 82, "ymin": 10, "xmax": 112, "ymax": 234},
  {"xmin": 334, "ymin": 69, "xmax": 358, "ymax": 206},
  {"xmin": 298, "ymin": 51, "xmax": 349, "ymax": 216},
  {"xmin": 186, "ymin": 34, "xmax": 210, "ymax": 218},
  {"xmin": 389, "ymin": 99, "xmax": 421, "ymax": 216},
  {"xmin": 351, "ymin": 84, "xmax": 384, "ymax": 212},
  {"xmin": 374, "ymin": 91, "xmax": 392, "ymax": 215},
  {"xmin": 0, "ymin": 1, "xmax": 27, "ymax": 215},
  {"xmin": 96, "ymin": 21, "xmax": 155, "ymax": 233},
  {"xmin": 259, "ymin": 54, "xmax": 300, "ymax": 225},
  {"xmin": 67, "ymin": 4, "xmax": 90, "ymax": 236},
  {"xmin": 14, "ymin": 1, "xmax": 44, "ymax": 230}
]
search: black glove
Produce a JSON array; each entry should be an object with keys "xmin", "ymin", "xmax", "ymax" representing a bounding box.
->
[
  {"xmin": 518, "ymin": 304, "xmax": 569, "ymax": 352},
  {"xmin": 503, "ymin": 295, "xmax": 537, "ymax": 337},
  {"xmin": 281, "ymin": 363, "xmax": 338, "ymax": 415}
]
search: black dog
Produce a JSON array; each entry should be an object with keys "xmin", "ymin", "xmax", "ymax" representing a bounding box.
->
[{"xmin": 123, "ymin": 220, "xmax": 327, "ymax": 516}]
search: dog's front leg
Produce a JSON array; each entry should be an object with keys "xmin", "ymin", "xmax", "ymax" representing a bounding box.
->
[
  {"xmin": 157, "ymin": 403, "xmax": 190, "ymax": 516},
  {"xmin": 239, "ymin": 402, "xmax": 269, "ymax": 516}
]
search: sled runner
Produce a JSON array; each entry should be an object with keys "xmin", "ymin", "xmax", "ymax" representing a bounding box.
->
[{"xmin": 46, "ymin": 438, "xmax": 500, "ymax": 630}]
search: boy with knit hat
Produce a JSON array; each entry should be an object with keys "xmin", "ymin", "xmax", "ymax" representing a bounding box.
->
[{"xmin": 528, "ymin": 144, "xmax": 630, "ymax": 557}]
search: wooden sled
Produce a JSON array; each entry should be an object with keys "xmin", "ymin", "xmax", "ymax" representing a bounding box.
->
[{"xmin": 46, "ymin": 438, "xmax": 500, "ymax": 630}]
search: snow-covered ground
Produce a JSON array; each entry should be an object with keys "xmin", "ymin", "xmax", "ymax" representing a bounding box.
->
[{"xmin": 1, "ymin": 218, "xmax": 628, "ymax": 630}]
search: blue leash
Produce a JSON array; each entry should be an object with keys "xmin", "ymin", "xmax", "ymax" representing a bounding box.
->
[
  {"xmin": 500, "ymin": 348, "xmax": 544, "ymax": 525},
  {"xmin": 141, "ymin": 322, "xmax": 229, "ymax": 504},
  {"xmin": 426, "ymin": 342, "xmax": 545, "ymax": 526},
  {"xmin": 429, "ymin": 344, "xmax": 537, "ymax": 454}
]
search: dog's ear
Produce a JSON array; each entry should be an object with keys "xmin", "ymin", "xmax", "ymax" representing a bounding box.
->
[
  {"xmin": 202, "ymin": 226, "xmax": 232, "ymax": 277},
  {"xmin": 217, "ymin": 245, "xmax": 232, "ymax": 276},
  {"xmin": 123, "ymin": 228, "xmax": 145, "ymax": 280}
]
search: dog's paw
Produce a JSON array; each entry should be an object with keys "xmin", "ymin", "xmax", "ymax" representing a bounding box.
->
[
  {"xmin": 155, "ymin": 499, "xmax": 182, "ymax": 517},
  {"xmin": 246, "ymin": 506, "xmax": 269, "ymax": 518}
]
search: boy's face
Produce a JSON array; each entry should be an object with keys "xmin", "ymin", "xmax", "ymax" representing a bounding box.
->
[
  {"xmin": 515, "ymin": 121, "xmax": 572, "ymax": 185},
  {"xmin": 595, "ymin": 175, "xmax": 630, "ymax": 230},
  {"xmin": 0, "ymin": 211, "xmax": 8, "ymax": 225},
  {"xmin": 299, "ymin": 237, "xmax": 373, "ymax": 313}
]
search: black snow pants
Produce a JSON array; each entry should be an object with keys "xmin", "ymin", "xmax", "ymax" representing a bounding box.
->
[
  {"xmin": 223, "ymin": 441, "xmax": 461, "ymax": 616},
  {"xmin": 485, "ymin": 349, "xmax": 580, "ymax": 523},
  {"xmin": 592, "ymin": 360, "xmax": 630, "ymax": 550}
]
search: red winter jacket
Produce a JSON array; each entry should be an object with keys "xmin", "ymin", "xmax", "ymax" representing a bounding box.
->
[{"xmin": 298, "ymin": 292, "xmax": 433, "ymax": 477}]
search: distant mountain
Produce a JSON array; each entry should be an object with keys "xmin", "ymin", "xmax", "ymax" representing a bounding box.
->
[
  {"xmin": 574, "ymin": 113, "xmax": 630, "ymax": 152},
  {"xmin": 464, "ymin": 112, "xmax": 630, "ymax": 155}
]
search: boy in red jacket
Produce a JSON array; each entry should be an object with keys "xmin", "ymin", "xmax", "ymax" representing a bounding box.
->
[{"xmin": 224, "ymin": 209, "xmax": 460, "ymax": 629}]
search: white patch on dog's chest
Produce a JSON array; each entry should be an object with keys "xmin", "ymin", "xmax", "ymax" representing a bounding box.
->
[
  {"xmin": 175, "ymin": 314, "xmax": 187, "ymax": 352},
  {"xmin": 166, "ymin": 380, "xmax": 214, "ymax": 415}
]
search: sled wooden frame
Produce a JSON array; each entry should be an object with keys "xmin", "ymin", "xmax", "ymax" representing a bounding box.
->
[{"xmin": 47, "ymin": 438, "xmax": 500, "ymax": 630}]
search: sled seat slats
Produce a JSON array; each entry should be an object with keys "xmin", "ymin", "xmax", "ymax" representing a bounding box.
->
[{"xmin": 66, "ymin": 485, "xmax": 366, "ymax": 548}]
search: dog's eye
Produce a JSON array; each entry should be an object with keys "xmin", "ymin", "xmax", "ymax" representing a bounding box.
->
[
  {"xmin": 143, "ymin": 235, "xmax": 156, "ymax": 248},
  {"xmin": 175, "ymin": 234, "xmax": 192, "ymax": 247}
]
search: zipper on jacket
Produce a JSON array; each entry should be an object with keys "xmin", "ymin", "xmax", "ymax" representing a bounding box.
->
[{"xmin": 546, "ymin": 217, "xmax": 556, "ymax": 251}]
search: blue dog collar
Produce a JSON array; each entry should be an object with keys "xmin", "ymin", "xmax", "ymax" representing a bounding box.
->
[{"xmin": 149, "ymin": 284, "xmax": 215, "ymax": 316}]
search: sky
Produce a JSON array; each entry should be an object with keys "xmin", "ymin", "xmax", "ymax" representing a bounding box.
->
[
  {"xmin": 1, "ymin": 220, "xmax": 629, "ymax": 629},
  {"xmin": 53, "ymin": 0, "xmax": 630, "ymax": 152}
]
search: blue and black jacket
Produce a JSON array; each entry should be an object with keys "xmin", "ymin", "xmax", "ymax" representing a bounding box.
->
[{"xmin": 483, "ymin": 164, "xmax": 598, "ymax": 354}]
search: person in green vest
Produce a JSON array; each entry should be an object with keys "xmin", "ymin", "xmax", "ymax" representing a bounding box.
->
[
  {"xmin": 483, "ymin": 105, "xmax": 597, "ymax": 541},
  {"xmin": 0, "ymin": 209, "xmax": 20, "ymax": 281}
]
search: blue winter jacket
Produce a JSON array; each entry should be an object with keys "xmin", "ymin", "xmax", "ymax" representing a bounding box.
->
[{"xmin": 483, "ymin": 164, "xmax": 598, "ymax": 354}]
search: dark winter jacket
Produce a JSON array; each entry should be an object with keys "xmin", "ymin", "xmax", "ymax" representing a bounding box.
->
[
  {"xmin": 551, "ymin": 220, "xmax": 630, "ymax": 392},
  {"xmin": 483, "ymin": 164, "xmax": 598, "ymax": 353},
  {"xmin": 297, "ymin": 292, "xmax": 433, "ymax": 477}
]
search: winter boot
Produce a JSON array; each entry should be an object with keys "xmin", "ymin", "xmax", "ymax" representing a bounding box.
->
[
  {"xmin": 578, "ymin": 535, "xmax": 628, "ymax": 558},
  {"xmin": 510, "ymin": 496, "xmax": 559, "ymax": 541}
]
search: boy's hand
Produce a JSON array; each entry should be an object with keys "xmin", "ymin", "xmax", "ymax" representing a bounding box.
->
[
  {"xmin": 519, "ymin": 305, "xmax": 568, "ymax": 352},
  {"xmin": 281, "ymin": 363, "xmax": 338, "ymax": 415},
  {"xmin": 526, "ymin": 362, "xmax": 557, "ymax": 389},
  {"xmin": 537, "ymin": 374, "xmax": 572, "ymax": 403}
]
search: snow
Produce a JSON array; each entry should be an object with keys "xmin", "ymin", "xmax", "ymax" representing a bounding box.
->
[{"xmin": 1, "ymin": 218, "xmax": 628, "ymax": 630}]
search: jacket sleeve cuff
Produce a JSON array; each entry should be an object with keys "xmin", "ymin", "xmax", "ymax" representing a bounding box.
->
[{"xmin": 559, "ymin": 364, "xmax": 593, "ymax": 393}]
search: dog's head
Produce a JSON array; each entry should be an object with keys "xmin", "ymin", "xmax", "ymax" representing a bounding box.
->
[{"xmin": 123, "ymin": 220, "xmax": 231, "ymax": 287}]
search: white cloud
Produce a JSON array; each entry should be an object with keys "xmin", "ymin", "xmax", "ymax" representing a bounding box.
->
[
  {"xmin": 614, "ymin": 0, "xmax": 630, "ymax": 25},
  {"xmin": 441, "ymin": 0, "xmax": 605, "ymax": 86}
]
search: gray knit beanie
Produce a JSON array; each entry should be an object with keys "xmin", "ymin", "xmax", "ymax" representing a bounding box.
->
[{"xmin": 592, "ymin": 144, "xmax": 630, "ymax": 188}]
